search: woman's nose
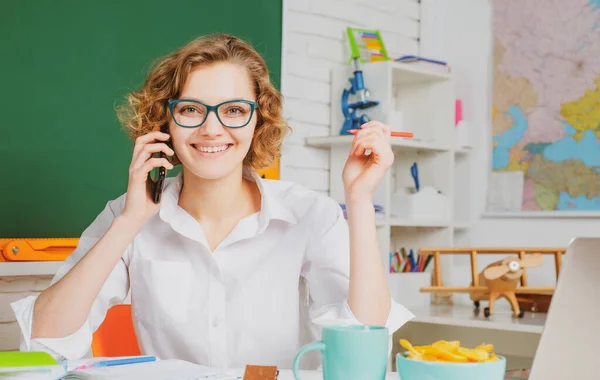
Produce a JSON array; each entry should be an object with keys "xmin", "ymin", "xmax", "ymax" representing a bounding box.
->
[{"xmin": 200, "ymin": 111, "xmax": 225, "ymax": 136}]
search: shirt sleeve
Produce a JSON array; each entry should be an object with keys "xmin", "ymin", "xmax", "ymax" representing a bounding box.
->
[
  {"xmin": 301, "ymin": 197, "xmax": 415, "ymax": 340},
  {"xmin": 10, "ymin": 197, "xmax": 131, "ymax": 361}
]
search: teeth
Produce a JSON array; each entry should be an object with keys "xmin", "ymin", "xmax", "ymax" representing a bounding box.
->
[{"xmin": 195, "ymin": 145, "xmax": 229, "ymax": 153}]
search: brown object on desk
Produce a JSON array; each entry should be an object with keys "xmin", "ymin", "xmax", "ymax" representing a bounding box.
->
[
  {"xmin": 243, "ymin": 365, "xmax": 279, "ymax": 380},
  {"xmin": 517, "ymin": 293, "xmax": 552, "ymax": 313},
  {"xmin": 418, "ymin": 247, "xmax": 565, "ymax": 319}
]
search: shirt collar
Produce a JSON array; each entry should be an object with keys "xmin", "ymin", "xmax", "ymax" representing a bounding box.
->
[
  {"xmin": 245, "ymin": 166, "xmax": 298, "ymax": 230},
  {"xmin": 158, "ymin": 166, "xmax": 298, "ymax": 234}
]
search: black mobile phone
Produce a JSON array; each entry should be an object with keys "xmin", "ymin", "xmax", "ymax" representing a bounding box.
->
[
  {"xmin": 150, "ymin": 128, "xmax": 171, "ymax": 204},
  {"xmin": 152, "ymin": 159, "xmax": 167, "ymax": 204}
]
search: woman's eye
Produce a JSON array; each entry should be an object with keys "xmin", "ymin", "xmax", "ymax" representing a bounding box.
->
[
  {"xmin": 227, "ymin": 107, "xmax": 244, "ymax": 115},
  {"xmin": 181, "ymin": 107, "xmax": 197, "ymax": 114}
]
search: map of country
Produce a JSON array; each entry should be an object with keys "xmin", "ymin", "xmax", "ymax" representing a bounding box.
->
[
  {"xmin": 490, "ymin": 0, "xmax": 600, "ymax": 212},
  {"xmin": 560, "ymin": 76, "xmax": 600, "ymax": 141}
]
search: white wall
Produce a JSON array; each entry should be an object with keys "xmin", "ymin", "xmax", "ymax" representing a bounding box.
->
[
  {"xmin": 279, "ymin": 0, "xmax": 421, "ymax": 192},
  {"xmin": 420, "ymin": 0, "xmax": 600, "ymax": 289}
]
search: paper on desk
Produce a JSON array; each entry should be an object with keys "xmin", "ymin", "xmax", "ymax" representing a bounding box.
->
[
  {"xmin": 486, "ymin": 171, "xmax": 524, "ymax": 212},
  {"xmin": 61, "ymin": 359, "xmax": 243, "ymax": 380},
  {"xmin": 0, "ymin": 365, "xmax": 66, "ymax": 380}
]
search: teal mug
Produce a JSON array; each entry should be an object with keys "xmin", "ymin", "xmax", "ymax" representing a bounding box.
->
[{"xmin": 293, "ymin": 325, "xmax": 389, "ymax": 380}]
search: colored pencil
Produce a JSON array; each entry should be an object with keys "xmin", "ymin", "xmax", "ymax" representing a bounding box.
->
[
  {"xmin": 422, "ymin": 254, "xmax": 433, "ymax": 272},
  {"xmin": 75, "ymin": 356, "xmax": 156, "ymax": 370},
  {"xmin": 395, "ymin": 251, "xmax": 402, "ymax": 272},
  {"xmin": 348, "ymin": 129, "xmax": 414, "ymax": 138}
]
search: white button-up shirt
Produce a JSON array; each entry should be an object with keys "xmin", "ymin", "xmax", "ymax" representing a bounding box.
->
[{"xmin": 11, "ymin": 168, "xmax": 414, "ymax": 369}]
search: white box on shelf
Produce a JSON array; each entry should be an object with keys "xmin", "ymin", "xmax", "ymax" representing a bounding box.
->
[
  {"xmin": 455, "ymin": 120, "xmax": 470, "ymax": 147},
  {"xmin": 391, "ymin": 186, "xmax": 448, "ymax": 220},
  {"xmin": 388, "ymin": 272, "xmax": 431, "ymax": 309}
]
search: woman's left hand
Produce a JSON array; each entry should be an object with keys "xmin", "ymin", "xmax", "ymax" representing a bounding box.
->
[{"xmin": 342, "ymin": 121, "xmax": 394, "ymax": 201}]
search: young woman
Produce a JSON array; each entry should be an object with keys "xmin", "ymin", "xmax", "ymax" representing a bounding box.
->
[{"xmin": 12, "ymin": 34, "xmax": 413, "ymax": 369}]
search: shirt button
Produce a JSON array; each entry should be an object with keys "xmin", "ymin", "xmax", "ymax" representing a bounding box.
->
[{"xmin": 212, "ymin": 316, "xmax": 220, "ymax": 327}]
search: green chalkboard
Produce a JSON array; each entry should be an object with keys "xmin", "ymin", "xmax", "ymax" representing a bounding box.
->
[{"xmin": 0, "ymin": 1, "xmax": 282, "ymax": 238}]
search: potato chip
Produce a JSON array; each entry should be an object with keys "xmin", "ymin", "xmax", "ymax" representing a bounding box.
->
[
  {"xmin": 476, "ymin": 343, "xmax": 494, "ymax": 353},
  {"xmin": 400, "ymin": 339, "xmax": 424, "ymax": 360},
  {"xmin": 400, "ymin": 339, "xmax": 498, "ymax": 363},
  {"xmin": 458, "ymin": 347, "xmax": 489, "ymax": 362},
  {"xmin": 428, "ymin": 343, "xmax": 468, "ymax": 362}
]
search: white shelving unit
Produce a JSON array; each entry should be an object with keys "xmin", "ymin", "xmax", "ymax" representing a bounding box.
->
[{"xmin": 306, "ymin": 60, "xmax": 471, "ymax": 286}]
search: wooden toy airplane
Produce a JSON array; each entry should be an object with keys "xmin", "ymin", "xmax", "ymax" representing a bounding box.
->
[
  {"xmin": 418, "ymin": 247, "xmax": 566, "ymax": 318},
  {"xmin": 0, "ymin": 238, "xmax": 78, "ymax": 262}
]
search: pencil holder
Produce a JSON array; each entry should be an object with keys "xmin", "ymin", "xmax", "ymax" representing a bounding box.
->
[{"xmin": 388, "ymin": 272, "xmax": 431, "ymax": 309}]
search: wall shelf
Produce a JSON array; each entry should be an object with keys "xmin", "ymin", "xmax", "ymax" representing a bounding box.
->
[
  {"xmin": 388, "ymin": 219, "xmax": 452, "ymax": 228},
  {"xmin": 453, "ymin": 221, "xmax": 469, "ymax": 230},
  {"xmin": 388, "ymin": 61, "xmax": 452, "ymax": 84},
  {"xmin": 482, "ymin": 211, "xmax": 600, "ymax": 219},
  {"xmin": 305, "ymin": 135, "xmax": 452, "ymax": 152},
  {"xmin": 455, "ymin": 146, "xmax": 472, "ymax": 154}
]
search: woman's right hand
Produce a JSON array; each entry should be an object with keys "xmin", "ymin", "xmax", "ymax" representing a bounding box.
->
[
  {"xmin": 31, "ymin": 131, "xmax": 174, "ymax": 340},
  {"xmin": 122, "ymin": 131, "xmax": 174, "ymax": 225}
]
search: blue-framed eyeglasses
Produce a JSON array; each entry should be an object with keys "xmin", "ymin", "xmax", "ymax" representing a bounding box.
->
[{"xmin": 168, "ymin": 99, "xmax": 258, "ymax": 129}]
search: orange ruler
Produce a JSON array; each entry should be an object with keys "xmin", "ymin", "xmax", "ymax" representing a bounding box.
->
[{"xmin": 0, "ymin": 238, "xmax": 79, "ymax": 262}]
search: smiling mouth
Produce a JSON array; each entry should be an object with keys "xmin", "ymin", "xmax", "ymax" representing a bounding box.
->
[{"xmin": 192, "ymin": 144, "xmax": 233, "ymax": 153}]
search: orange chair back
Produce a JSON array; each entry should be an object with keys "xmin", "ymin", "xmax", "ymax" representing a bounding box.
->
[{"xmin": 91, "ymin": 304, "xmax": 141, "ymax": 357}]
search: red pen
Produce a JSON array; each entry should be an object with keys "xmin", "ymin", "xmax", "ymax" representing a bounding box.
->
[{"xmin": 348, "ymin": 129, "xmax": 414, "ymax": 138}]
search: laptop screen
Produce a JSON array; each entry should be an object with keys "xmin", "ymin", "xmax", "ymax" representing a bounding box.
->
[{"xmin": 529, "ymin": 237, "xmax": 600, "ymax": 380}]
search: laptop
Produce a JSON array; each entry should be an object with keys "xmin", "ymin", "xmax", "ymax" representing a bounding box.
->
[{"xmin": 529, "ymin": 237, "xmax": 600, "ymax": 380}]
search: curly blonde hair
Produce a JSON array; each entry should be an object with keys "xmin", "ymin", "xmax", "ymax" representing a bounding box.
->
[{"xmin": 117, "ymin": 33, "xmax": 290, "ymax": 170}]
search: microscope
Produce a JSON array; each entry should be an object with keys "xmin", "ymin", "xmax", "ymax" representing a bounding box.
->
[{"xmin": 340, "ymin": 57, "xmax": 379, "ymax": 135}]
